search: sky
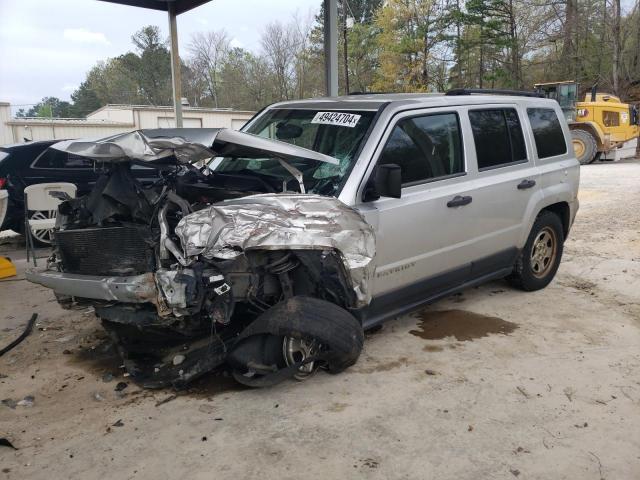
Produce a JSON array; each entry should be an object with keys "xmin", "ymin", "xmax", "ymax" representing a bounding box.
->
[{"xmin": 0, "ymin": 0, "xmax": 321, "ymax": 112}]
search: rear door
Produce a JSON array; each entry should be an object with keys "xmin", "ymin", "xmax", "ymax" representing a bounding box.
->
[{"xmin": 463, "ymin": 104, "xmax": 541, "ymax": 254}]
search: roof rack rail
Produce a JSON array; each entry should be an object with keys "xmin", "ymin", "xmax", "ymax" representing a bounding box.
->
[
  {"xmin": 348, "ymin": 91, "xmax": 396, "ymax": 95},
  {"xmin": 445, "ymin": 88, "xmax": 544, "ymax": 98}
]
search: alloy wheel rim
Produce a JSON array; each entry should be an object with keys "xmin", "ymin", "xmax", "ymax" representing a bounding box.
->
[
  {"xmin": 30, "ymin": 210, "xmax": 56, "ymax": 244},
  {"xmin": 530, "ymin": 226, "xmax": 557, "ymax": 278},
  {"xmin": 282, "ymin": 336, "xmax": 320, "ymax": 380}
]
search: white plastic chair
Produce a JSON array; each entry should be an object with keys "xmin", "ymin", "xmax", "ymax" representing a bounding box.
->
[{"xmin": 24, "ymin": 182, "xmax": 77, "ymax": 265}]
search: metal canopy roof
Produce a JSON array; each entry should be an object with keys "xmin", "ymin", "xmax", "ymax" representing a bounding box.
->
[
  {"xmin": 98, "ymin": 0, "xmax": 211, "ymax": 15},
  {"xmin": 94, "ymin": 0, "xmax": 339, "ymax": 127}
]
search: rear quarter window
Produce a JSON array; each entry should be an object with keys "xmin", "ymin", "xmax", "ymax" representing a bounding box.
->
[{"xmin": 527, "ymin": 108, "xmax": 567, "ymax": 159}]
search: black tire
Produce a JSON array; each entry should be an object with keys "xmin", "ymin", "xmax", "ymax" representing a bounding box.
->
[
  {"xmin": 508, "ymin": 211, "xmax": 564, "ymax": 291},
  {"xmin": 571, "ymin": 129, "xmax": 598, "ymax": 165},
  {"xmin": 230, "ymin": 296, "xmax": 364, "ymax": 381}
]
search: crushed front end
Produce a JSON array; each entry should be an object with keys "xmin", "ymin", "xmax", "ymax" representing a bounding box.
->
[{"xmin": 27, "ymin": 129, "xmax": 375, "ymax": 388}]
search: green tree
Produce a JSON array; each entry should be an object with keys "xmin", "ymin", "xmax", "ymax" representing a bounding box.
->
[
  {"xmin": 16, "ymin": 97, "xmax": 73, "ymax": 118},
  {"xmin": 120, "ymin": 26, "xmax": 173, "ymax": 105},
  {"xmin": 70, "ymin": 80, "xmax": 102, "ymax": 117}
]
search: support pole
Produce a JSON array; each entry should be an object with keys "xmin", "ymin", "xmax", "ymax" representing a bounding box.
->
[
  {"xmin": 168, "ymin": 3, "xmax": 183, "ymax": 127},
  {"xmin": 323, "ymin": 0, "xmax": 338, "ymax": 97}
]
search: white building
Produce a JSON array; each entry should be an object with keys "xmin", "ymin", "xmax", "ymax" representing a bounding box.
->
[{"xmin": 0, "ymin": 103, "xmax": 255, "ymax": 145}]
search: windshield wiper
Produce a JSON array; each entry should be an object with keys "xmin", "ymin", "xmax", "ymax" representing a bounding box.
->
[{"xmin": 277, "ymin": 159, "xmax": 306, "ymax": 194}]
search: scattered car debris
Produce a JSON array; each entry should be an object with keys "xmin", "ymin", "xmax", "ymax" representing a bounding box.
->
[
  {"xmin": 0, "ymin": 313, "xmax": 37, "ymax": 357},
  {"xmin": 16, "ymin": 395, "xmax": 34, "ymax": 407},
  {"xmin": 112, "ymin": 419, "xmax": 124, "ymax": 427},
  {"xmin": 424, "ymin": 369, "xmax": 438, "ymax": 376},
  {"xmin": 2, "ymin": 398, "xmax": 17, "ymax": 409},
  {"xmin": 115, "ymin": 382, "xmax": 128, "ymax": 392},
  {"xmin": 564, "ymin": 387, "xmax": 576, "ymax": 402},
  {"xmin": 102, "ymin": 373, "xmax": 114, "ymax": 383},
  {"xmin": 155, "ymin": 394, "xmax": 178, "ymax": 407},
  {"xmin": 516, "ymin": 386, "xmax": 531, "ymax": 399},
  {"xmin": 0, "ymin": 438, "xmax": 18, "ymax": 450}
]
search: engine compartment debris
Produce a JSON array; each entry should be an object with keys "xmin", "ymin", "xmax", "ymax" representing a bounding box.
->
[{"xmin": 26, "ymin": 128, "xmax": 373, "ymax": 388}]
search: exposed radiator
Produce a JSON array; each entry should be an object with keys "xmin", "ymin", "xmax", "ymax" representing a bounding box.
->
[{"xmin": 55, "ymin": 226, "xmax": 155, "ymax": 276}]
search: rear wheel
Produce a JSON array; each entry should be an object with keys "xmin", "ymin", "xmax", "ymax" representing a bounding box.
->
[
  {"xmin": 29, "ymin": 210, "xmax": 56, "ymax": 247},
  {"xmin": 508, "ymin": 211, "xmax": 564, "ymax": 291},
  {"xmin": 571, "ymin": 129, "xmax": 598, "ymax": 165}
]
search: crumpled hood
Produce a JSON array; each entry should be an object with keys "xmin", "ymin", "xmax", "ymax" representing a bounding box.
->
[
  {"xmin": 174, "ymin": 194, "xmax": 376, "ymax": 306},
  {"xmin": 50, "ymin": 128, "xmax": 338, "ymax": 165}
]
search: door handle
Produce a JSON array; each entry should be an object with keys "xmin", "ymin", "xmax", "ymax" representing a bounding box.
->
[
  {"xmin": 517, "ymin": 179, "xmax": 536, "ymax": 190},
  {"xmin": 447, "ymin": 195, "xmax": 472, "ymax": 208}
]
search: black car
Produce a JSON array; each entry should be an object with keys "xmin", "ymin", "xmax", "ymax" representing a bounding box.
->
[{"xmin": 0, "ymin": 140, "xmax": 158, "ymax": 244}]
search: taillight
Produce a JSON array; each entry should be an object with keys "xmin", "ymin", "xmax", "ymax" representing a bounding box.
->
[
  {"xmin": 0, "ymin": 178, "xmax": 6, "ymax": 189},
  {"xmin": 577, "ymin": 108, "xmax": 589, "ymax": 117}
]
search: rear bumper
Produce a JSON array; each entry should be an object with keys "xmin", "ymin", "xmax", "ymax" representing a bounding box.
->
[
  {"xmin": 0, "ymin": 189, "xmax": 23, "ymax": 232},
  {"xmin": 25, "ymin": 268, "xmax": 157, "ymax": 304}
]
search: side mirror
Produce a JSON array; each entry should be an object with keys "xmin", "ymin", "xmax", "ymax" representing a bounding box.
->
[{"xmin": 363, "ymin": 164, "xmax": 402, "ymax": 201}]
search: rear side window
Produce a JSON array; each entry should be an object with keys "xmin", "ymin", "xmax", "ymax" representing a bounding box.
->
[
  {"xmin": 32, "ymin": 149, "xmax": 94, "ymax": 169},
  {"xmin": 468, "ymin": 108, "xmax": 527, "ymax": 170},
  {"xmin": 527, "ymin": 108, "xmax": 567, "ymax": 159},
  {"xmin": 378, "ymin": 112, "xmax": 464, "ymax": 185}
]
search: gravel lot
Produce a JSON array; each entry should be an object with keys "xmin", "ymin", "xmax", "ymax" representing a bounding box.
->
[{"xmin": 1, "ymin": 159, "xmax": 639, "ymax": 480}]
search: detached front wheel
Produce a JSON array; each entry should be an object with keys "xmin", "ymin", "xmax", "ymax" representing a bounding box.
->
[{"xmin": 228, "ymin": 296, "xmax": 364, "ymax": 387}]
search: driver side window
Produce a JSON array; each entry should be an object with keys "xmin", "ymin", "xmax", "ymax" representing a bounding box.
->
[{"xmin": 378, "ymin": 112, "xmax": 464, "ymax": 185}]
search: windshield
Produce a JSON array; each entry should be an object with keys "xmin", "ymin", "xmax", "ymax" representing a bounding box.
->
[{"xmin": 210, "ymin": 108, "xmax": 376, "ymax": 196}]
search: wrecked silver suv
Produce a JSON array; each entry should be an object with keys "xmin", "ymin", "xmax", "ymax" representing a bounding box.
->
[{"xmin": 27, "ymin": 92, "xmax": 579, "ymax": 388}]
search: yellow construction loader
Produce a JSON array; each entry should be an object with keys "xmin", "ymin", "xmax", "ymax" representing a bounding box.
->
[{"xmin": 534, "ymin": 81, "xmax": 639, "ymax": 164}]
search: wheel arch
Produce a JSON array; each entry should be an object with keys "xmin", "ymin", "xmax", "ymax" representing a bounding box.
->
[
  {"xmin": 244, "ymin": 248, "xmax": 361, "ymax": 310},
  {"xmin": 539, "ymin": 202, "xmax": 571, "ymax": 239},
  {"xmin": 520, "ymin": 196, "xmax": 574, "ymax": 248},
  {"xmin": 570, "ymin": 122, "xmax": 606, "ymax": 151}
]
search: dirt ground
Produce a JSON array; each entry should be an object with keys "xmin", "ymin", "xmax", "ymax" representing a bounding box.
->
[{"xmin": 1, "ymin": 160, "xmax": 639, "ymax": 480}]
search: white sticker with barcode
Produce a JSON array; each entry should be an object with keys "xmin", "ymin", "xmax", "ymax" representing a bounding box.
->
[{"xmin": 311, "ymin": 111, "xmax": 361, "ymax": 128}]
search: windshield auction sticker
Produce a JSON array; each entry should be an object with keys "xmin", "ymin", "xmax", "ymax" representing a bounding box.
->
[{"xmin": 311, "ymin": 112, "xmax": 361, "ymax": 128}]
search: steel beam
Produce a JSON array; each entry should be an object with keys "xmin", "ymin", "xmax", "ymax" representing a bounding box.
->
[
  {"xmin": 168, "ymin": 3, "xmax": 184, "ymax": 127},
  {"xmin": 323, "ymin": 0, "xmax": 339, "ymax": 97}
]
